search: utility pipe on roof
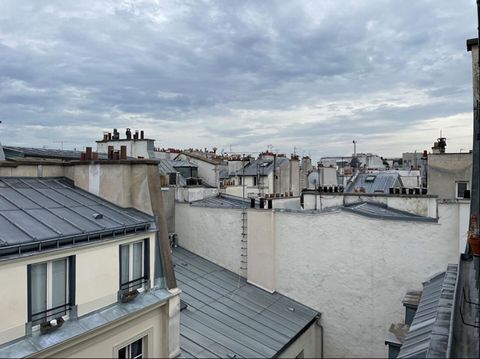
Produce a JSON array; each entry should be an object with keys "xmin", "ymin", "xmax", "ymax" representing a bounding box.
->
[{"xmin": 469, "ymin": 1, "xmax": 480, "ymax": 254}]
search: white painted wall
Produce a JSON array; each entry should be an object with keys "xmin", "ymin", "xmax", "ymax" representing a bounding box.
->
[
  {"xmin": 175, "ymin": 203, "xmax": 244, "ymax": 275},
  {"xmin": 175, "ymin": 187, "xmax": 219, "ymax": 202},
  {"xmin": 273, "ymin": 209, "xmax": 457, "ymax": 358},
  {"xmin": 175, "ymin": 202, "xmax": 463, "ymax": 358},
  {"xmin": 97, "ymin": 140, "xmax": 153, "ymax": 159}
]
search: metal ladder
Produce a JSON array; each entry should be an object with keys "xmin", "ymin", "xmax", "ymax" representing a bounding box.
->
[{"xmin": 240, "ymin": 207, "xmax": 248, "ymax": 273}]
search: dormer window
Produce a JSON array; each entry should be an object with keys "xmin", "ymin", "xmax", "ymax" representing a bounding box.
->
[{"xmin": 28, "ymin": 256, "xmax": 75, "ymax": 326}]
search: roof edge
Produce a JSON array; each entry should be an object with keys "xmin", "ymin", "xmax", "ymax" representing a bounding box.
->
[
  {"xmin": 467, "ymin": 38, "xmax": 479, "ymax": 51},
  {"xmin": 274, "ymin": 315, "xmax": 320, "ymax": 357}
]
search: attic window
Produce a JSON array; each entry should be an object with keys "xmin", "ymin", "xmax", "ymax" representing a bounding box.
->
[{"xmin": 365, "ymin": 175, "xmax": 376, "ymax": 182}]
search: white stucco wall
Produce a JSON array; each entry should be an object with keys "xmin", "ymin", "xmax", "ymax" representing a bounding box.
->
[
  {"xmin": 273, "ymin": 210, "xmax": 458, "ymax": 358},
  {"xmin": 97, "ymin": 140, "xmax": 152, "ymax": 159},
  {"xmin": 175, "ymin": 203, "xmax": 244, "ymax": 275},
  {"xmin": 175, "ymin": 187, "xmax": 219, "ymax": 202},
  {"xmin": 175, "ymin": 203, "xmax": 462, "ymax": 358}
]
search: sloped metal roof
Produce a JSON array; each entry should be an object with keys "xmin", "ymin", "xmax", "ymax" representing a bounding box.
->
[
  {"xmin": 2, "ymin": 146, "xmax": 109, "ymax": 160},
  {"xmin": 173, "ymin": 247, "xmax": 319, "ymax": 358},
  {"xmin": 343, "ymin": 202, "xmax": 437, "ymax": 222},
  {"xmin": 0, "ymin": 177, "xmax": 153, "ymax": 258},
  {"xmin": 398, "ymin": 264, "xmax": 458, "ymax": 358},
  {"xmin": 235, "ymin": 157, "xmax": 288, "ymax": 177},
  {"xmin": 190, "ymin": 194, "xmax": 259, "ymax": 209},
  {"xmin": 345, "ymin": 172, "xmax": 401, "ymax": 194}
]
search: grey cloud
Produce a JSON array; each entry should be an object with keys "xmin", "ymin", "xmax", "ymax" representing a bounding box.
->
[{"xmin": 0, "ymin": 0, "xmax": 477, "ymax": 157}]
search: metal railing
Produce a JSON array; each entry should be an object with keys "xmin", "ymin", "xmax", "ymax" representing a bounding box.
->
[{"xmin": 31, "ymin": 303, "xmax": 71, "ymax": 325}]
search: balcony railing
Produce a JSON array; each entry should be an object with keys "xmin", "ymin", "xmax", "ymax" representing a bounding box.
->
[{"xmin": 31, "ymin": 303, "xmax": 71, "ymax": 326}]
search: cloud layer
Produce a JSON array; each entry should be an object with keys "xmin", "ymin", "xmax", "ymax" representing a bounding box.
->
[{"xmin": 0, "ymin": 0, "xmax": 477, "ymax": 158}]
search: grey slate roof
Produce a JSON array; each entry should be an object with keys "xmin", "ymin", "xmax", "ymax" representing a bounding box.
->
[
  {"xmin": 0, "ymin": 288, "xmax": 173, "ymax": 358},
  {"xmin": 2, "ymin": 146, "xmax": 109, "ymax": 161},
  {"xmin": 173, "ymin": 247, "xmax": 319, "ymax": 358},
  {"xmin": 343, "ymin": 202, "xmax": 437, "ymax": 222},
  {"xmin": 190, "ymin": 194, "xmax": 260, "ymax": 209},
  {"xmin": 398, "ymin": 264, "xmax": 458, "ymax": 358},
  {"xmin": 235, "ymin": 157, "xmax": 288, "ymax": 177},
  {"xmin": 0, "ymin": 177, "xmax": 153, "ymax": 258},
  {"xmin": 345, "ymin": 172, "xmax": 401, "ymax": 194}
]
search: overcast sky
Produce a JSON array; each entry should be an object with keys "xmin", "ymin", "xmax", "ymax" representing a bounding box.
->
[{"xmin": 0, "ymin": 0, "xmax": 477, "ymax": 158}]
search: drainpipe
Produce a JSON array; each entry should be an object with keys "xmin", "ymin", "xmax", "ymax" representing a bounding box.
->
[
  {"xmin": 273, "ymin": 153, "xmax": 277, "ymax": 195},
  {"xmin": 469, "ymin": 1, "xmax": 480, "ymax": 254},
  {"xmin": 315, "ymin": 318, "xmax": 324, "ymax": 358}
]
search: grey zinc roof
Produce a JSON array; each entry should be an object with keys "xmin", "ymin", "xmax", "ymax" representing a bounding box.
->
[
  {"xmin": 173, "ymin": 247, "xmax": 319, "ymax": 358},
  {"xmin": 345, "ymin": 172, "xmax": 401, "ymax": 194},
  {"xmin": 398, "ymin": 264, "xmax": 458, "ymax": 358},
  {"xmin": 0, "ymin": 288, "xmax": 173, "ymax": 358},
  {"xmin": 235, "ymin": 157, "xmax": 288, "ymax": 177},
  {"xmin": 2, "ymin": 146, "xmax": 110, "ymax": 161},
  {"xmin": 0, "ymin": 177, "xmax": 153, "ymax": 258},
  {"xmin": 343, "ymin": 202, "xmax": 437, "ymax": 222},
  {"xmin": 190, "ymin": 194, "xmax": 260, "ymax": 209}
]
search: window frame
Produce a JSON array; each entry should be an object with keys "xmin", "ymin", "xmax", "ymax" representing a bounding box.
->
[
  {"xmin": 27, "ymin": 255, "xmax": 75, "ymax": 327},
  {"xmin": 119, "ymin": 239, "xmax": 150, "ymax": 293},
  {"xmin": 114, "ymin": 328, "xmax": 152, "ymax": 359},
  {"xmin": 456, "ymin": 181, "xmax": 469, "ymax": 199}
]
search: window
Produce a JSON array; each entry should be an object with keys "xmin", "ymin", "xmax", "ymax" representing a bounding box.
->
[
  {"xmin": 120, "ymin": 240, "xmax": 149, "ymax": 293},
  {"xmin": 118, "ymin": 337, "xmax": 146, "ymax": 359},
  {"xmin": 456, "ymin": 181, "xmax": 469, "ymax": 199},
  {"xmin": 168, "ymin": 173, "xmax": 177, "ymax": 185},
  {"xmin": 253, "ymin": 176, "xmax": 257, "ymax": 186},
  {"xmin": 28, "ymin": 256, "xmax": 75, "ymax": 326},
  {"xmin": 239, "ymin": 177, "xmax": 242, "ymax": 185}
]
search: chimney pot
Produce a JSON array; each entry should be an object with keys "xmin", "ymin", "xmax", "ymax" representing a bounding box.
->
[
  {"xmin": 140, "ymin": 130, "xmax": 144, "ymax": 139},
  {"xmin": 120, "ymin": 146, "xmax": 127, "ymax": 160},
  {"xmin": 85, "ymin": 147, "xmax": 92, "ymax": 161}
]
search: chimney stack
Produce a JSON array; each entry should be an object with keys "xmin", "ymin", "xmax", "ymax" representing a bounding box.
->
[
  {"xmin": 85, "ymin": 147, "xmax": 92, "ymax": 161},
  {"xmin": 120, "ymin": 146, "xmax": 127, "ymax": 160}
]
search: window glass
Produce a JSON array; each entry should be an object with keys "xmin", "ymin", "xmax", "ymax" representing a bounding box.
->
[
  {"xmin": 52, "ymin": 259, "xmax": 67, "ymax": 316},
  {"xmin": 132, "ymin": 242, "xmax": 143, "ymax": 290},
  {"xmin": 457, "ymin": 182, "xmax": 468, "ymax": 198},
  {"xmin": 31, "ymin": 263, "xmax": 47, "ymax": 320},
  {"xmin": 30, "ymin": 258, "xmax": 70, "ymax": 324},
  {"xmin": 131, "ymin": 338, "xmax": 143, "ymax": 359},
  {"xmin": 121, "ymin": 245, "xmax": 130, "ymax": 288}
]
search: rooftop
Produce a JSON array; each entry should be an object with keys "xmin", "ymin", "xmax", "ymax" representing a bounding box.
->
[
  {"xmin": 0, "ymin": 288, "xmax": 173, "ymax": 358},
  {"xmin": 0, "ymin": 177, "xmax": 153, "ymax": 258},
  {"xmin": 173, "ymin": 247, "xmax": 319, "ymax": 358},
  {"xmin": 2, "ymin": 146, "xmax": 109, "ymax": 161},
  {"xmin": 235, "ymin": 157, "xmax": 288, "ymax": 177},
  {"xmin": 190, "ymin": 194, "xmax": 260, "ymax": 209},
  {"xmin": 345, "ymin": 172, "xmax": 401, "ymax": 194},
  {"xmin": 398, "ymin": 264, "xmax": 458, "ymax": 358}
]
